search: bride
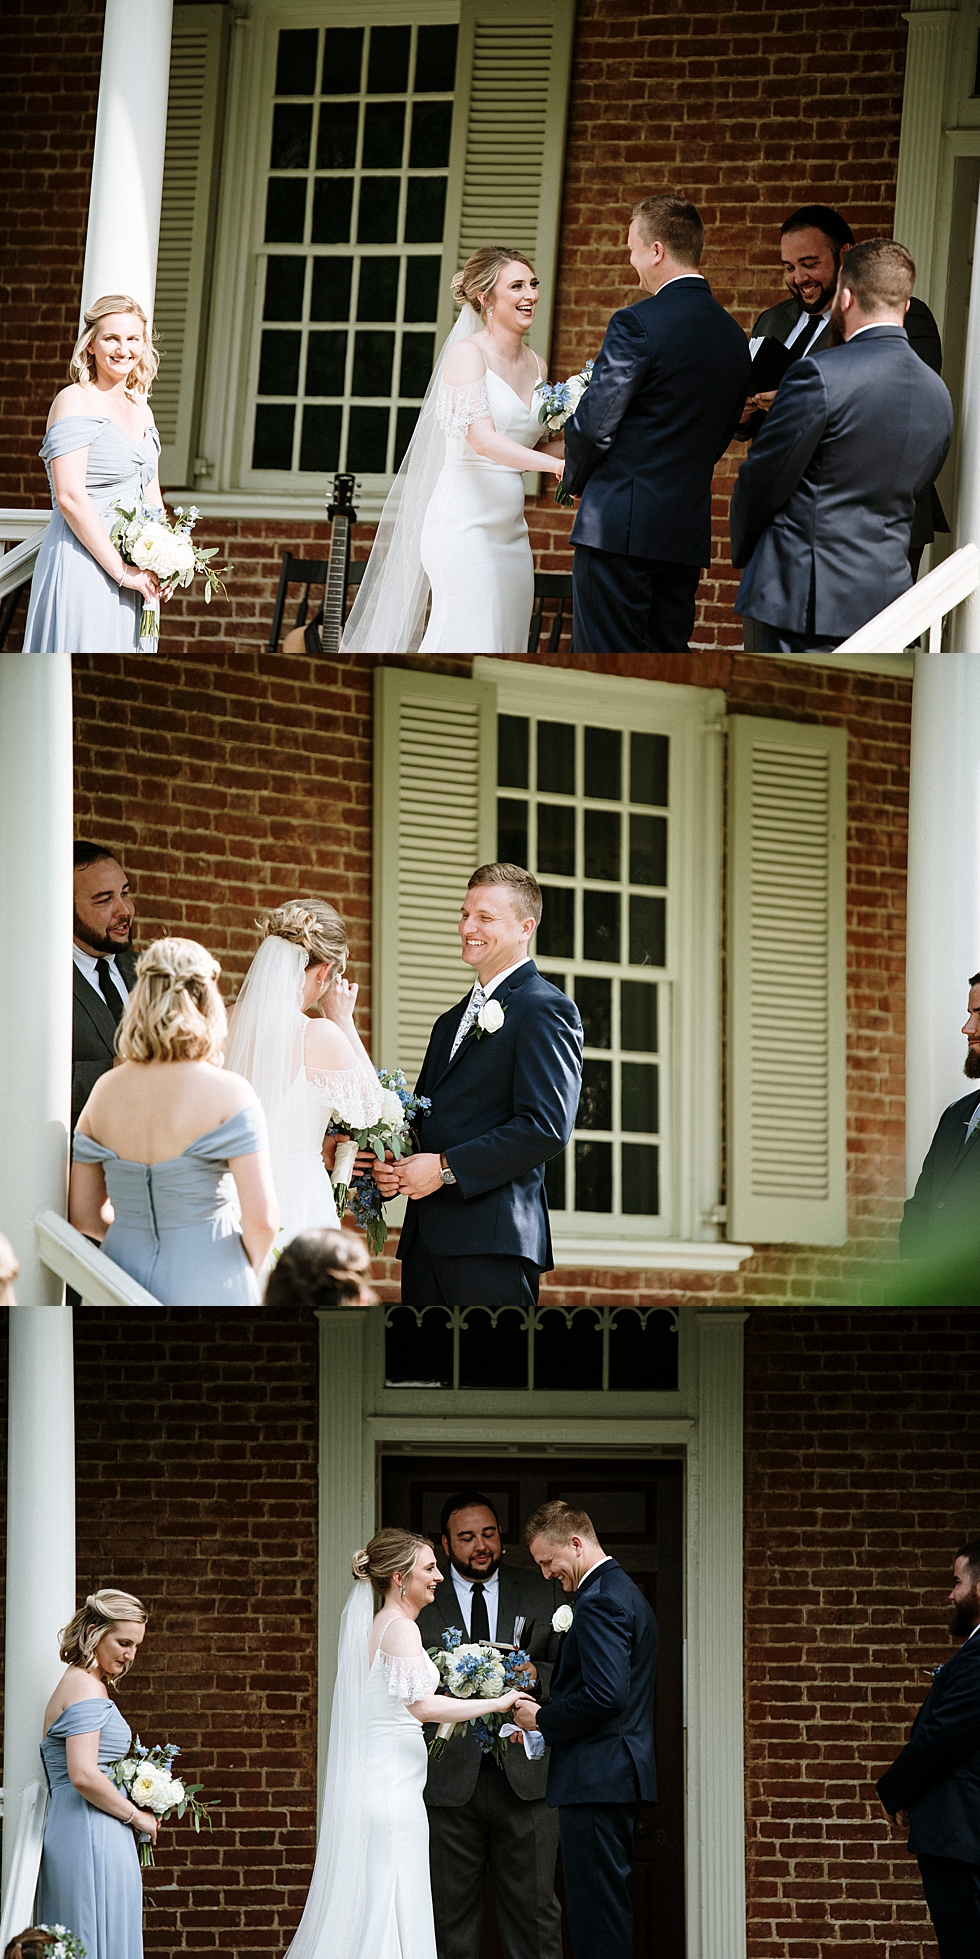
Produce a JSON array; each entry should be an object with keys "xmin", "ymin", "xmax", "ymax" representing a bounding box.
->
[
  {"xmin": 285, "ymin": 1530, "xmax": 520, "ymax": 1959},
  {"xmin": 343, "ymin": 247, "xmax": 566, "ymax": 655},
  {"xmin": 223, "ymin": 900, "xmax": 383, "ymax": 1253}
]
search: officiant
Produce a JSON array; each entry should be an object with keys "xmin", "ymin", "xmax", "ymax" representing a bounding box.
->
[{"xmin": 417, "ymin": 1492, "xmax": 565, "ymax": 1959}]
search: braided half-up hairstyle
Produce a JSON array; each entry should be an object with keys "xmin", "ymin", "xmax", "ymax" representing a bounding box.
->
[
  {"xmin": 59, "ymin": 1588, "xmax": 148, "ymax": 1687},
  {"xmin": 117, "ymin": 938, "xmax": 226, "ymax": 1064},
  {"xmin": 258, "ymin": 899, "xmax": 349, "ymax": 975}
]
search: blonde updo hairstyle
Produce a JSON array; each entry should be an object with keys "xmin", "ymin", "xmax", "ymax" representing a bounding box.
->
[
  {"xmin": 69, "ymin": 294, "xmax": 159, "ymax": 397},
  {"xmin": 451, "ymin": 246, "xmax": 535, "ymax": 321},
  {"xmin": 59, "ymin": 1588, "xmax": 148, "ymax": 1688},
  {"xmin": 352, "ymin": 1529, "xmax": 432, "ymax": 1606},
  {"xmin": 116, "ymin": 938, "xmax": 227, "ymax": 1065},
  {"xmin": 259, "ymin": 899, "xmax": 349, "ymax": 981}
]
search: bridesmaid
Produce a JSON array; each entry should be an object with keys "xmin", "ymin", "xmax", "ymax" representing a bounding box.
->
[
  {"xmin": 37, "ymin": 1590, "xmax": 156, "ymax": 1959},
  {"xmin": 23, "ymin": 295, "xmax": 168, "ymax": 652}
]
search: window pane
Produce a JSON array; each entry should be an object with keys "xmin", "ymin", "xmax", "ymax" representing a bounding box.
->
[
  {"xmin": 404, "ymin": 256, "xmax": 441, "ymax": 321},
  {"xmin": 357, "ymin": 177, "xmax": 400, "ymax": 243},
  {"xmin": 385, "ymin": 1305, "xmax": 452, "ymax": 1386},
  {"xmin": 630, "ymin": 813, "xmax": 667, "ymax": 887},
  {"xmin": 584, "ymin": 808, "xmax": 620, "ymax": 881},
  {"xmin": 574, "ymin": 976, "xmax": 611, "ymax": 1049},
  {"xmin": 405, "ymin": 177, "xmax": 447, "ymax": 242},
  {"xmin": 631, "ymin": 731, "xmax": 669, "ymax": 807},
  {"xmin": 346, "ymin": 405, "xmax": 389, "ymax": 471},
  {"xmin": 252, "ymin": 404, "xmax": 294, "ymax": 469},
  {"xmin": 621, "ymin": 981, "xmax": 658, "ymax": 1053},
  {"xmin": 276, "ymin": 27, "xmax": 317, "ymax": 95},
  {"xmin": 410, "ymin": 102, "xmax": 453, "ymax": 167},
  {"xmin": 459, "ymin": 1308, "xmax": 527, "ymax": 1388},
  {"xmin": 321, "ymin": 26, "xmax": 363, "ymax": 95},
  {"xmin": 394, "ymin": 406, "xmax": 418, "ymax": 466},
  {"xmin": 415, "ymin": 22, "xmax": 458, "ymax": 90},
  {"xmin": 621, "ymin": 1142, "xmax": 659, "ymax": 1215},
  {"xmin": 265, "ymin": 178, "xmax": 307, "ymax": 243},
  {"xmin": 622, "ymin": 1062, "xmax": 658, "ymax": 1133},
  {"xmin": 537, "ymin": 803, "xmax": 575, "ymax": 877},
  {"xmin": 544, "ymin": 1149, "xmax": 566, "ymax": 1211},
  {"xmin": 629, "ymin": 895, "xmax": 665, "ymax": 967},
  {"xmin": 258, "ymin": 329, "xmax": 301, "ymax": 395},
  {"xmin": 311, "ymin": 256, "xmax": 352, "ymax": 320},
  {"xmin": 363, "ymin": 101, "xmax": 405, "ymax": 167},
  {"xmin": 585, "ymin": 725, "xmax": 621, "ymax": 800},
  {"xmin": 537, "ymin": 720, "xmax": 575, "ymax": 794},
  {"xmin": 352, "ymin": 330, "xmax": 394, "ymax": 395},
  {"xmin": 577, "ymin": 1059, "xmax": 612, "ymax": 1130},
  {"xmin": 299, "ymin": 404, "xmax": 342, "ymax": 472},
  {"xmin": 534, "ymin": 1310, "xmax": 603, "ymax": 1391},
  {"xmin": 356, "ymin": 257, "xmax": 399, "ymax": 320},
  {"xmin": 271, "ymin": 102, "xmax": 312, "ymax": 169},
  {"xmin": 305, "ymin": 332, "xmax": 347, "ymax": 395},
  {"xmin": 263, "ymin": 256, "xmax": 306, "ymax": 321},
  {"xmin": 399, "ymin": 333, "xmax": 435, "ymax": 397},
  {"xmin": 316, "ymin": 102, "xmax": 358, "ymax": 169},
  {"xmin": 498, "ymin": 714, "xmax": 529, "ymax": 788},
  {"xmin": 537, "ymin": 886, "xmax": 574, "ymax": 958},
  {"xmin": 583, "ymin": 890, "xmax": 620, "ymax": 963},
  {"xmin": 575, "ymin": 1139, "xmax": 612, "ymax": 1212},
  {"xmin": 498, "ymin": 797, "xmax": 528, "ymax": 867},
  {"xmin": 367, "ymin": 24, "xmax": 410, "ymax": 93},
  {"xmin": 311, "ymin": 178, "xmax": 352, "ymax": 244},
  {"xmin": 608, "ymin": 1308, "xmax": 676, "ymax": 1390}
]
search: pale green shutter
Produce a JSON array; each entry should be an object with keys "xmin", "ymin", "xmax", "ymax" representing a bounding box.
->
[
  {"xmin": 153, "ymin": 6, "xmax": 226, "ymax": 488},
  {"xmin": 727, "ymin": 715, "xmax": 848, "ymax": 1246},
  {"xmin": 373, "ymin": 665, "xmax": 498, "ymax": 1088},
  {"xmin": 439, "ymin": 0, "xmax": 576, "ymax": 360}
]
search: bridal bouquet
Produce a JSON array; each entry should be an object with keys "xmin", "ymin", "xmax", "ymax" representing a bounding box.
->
[
  {"xmin": 108, "ymin": 1737, "xmax": 214, "ymax": 1866},
  {"xmin": 110, "ymin": 501, "xmax": 231, "ymax": 652},
  {"xmin": 326, "ymin": 1067, "xmax": 432, "ymax": 1257},
  {"xmin": 426, "ymin": 1627, "xmax": 533, "ymax": 1765},
  {"xmin": 36, "ymin": 1929, "xmax": 86, "ymax": 1959},
  {"xmin": 534, "ymin": 360, "xmax": 594, "ymax": 505}
]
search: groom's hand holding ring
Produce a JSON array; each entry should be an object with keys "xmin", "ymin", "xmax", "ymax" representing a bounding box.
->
[{"xmin": 510, "ymin": 1695, "xmax": 540, "ymax": 1733}]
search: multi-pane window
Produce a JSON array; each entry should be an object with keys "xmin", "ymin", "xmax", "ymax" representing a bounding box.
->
[
  {"xmin": 496, "ymin": 711, "xmax": 669, "ymax": 1221},
  {"xmin": 384, "ymin": 1304, "xmax": 679, "ymax": 1391},
  {"xmin": 251, "ymin": 20, "xmax": 456, "ymax": 478}
]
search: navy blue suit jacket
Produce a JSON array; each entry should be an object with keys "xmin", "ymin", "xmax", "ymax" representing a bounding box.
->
[
  {"xmin": 900, "ymin": 1088, "xmax": 980, "ymax": 1262},
  {"xmin": 536, "ymin": 1558, "xmax": 657, "ymax": 1807},
  {"xmin": 396, "ymin": 961, "xmax": 583, "ymax": 1268},
  {"xmin": 877, "ymin": 1628, "xmax": 980, "ymax": 1862},
  {"xmin": 561, "ymin": 278, "xmax": 752, "ymax": 567},
  {"xmin": 731, "ymin": 324, "xmax": 953, "ymax": 640}
]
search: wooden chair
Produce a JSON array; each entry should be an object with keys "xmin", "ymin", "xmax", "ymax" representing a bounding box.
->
[
  {"xmin": 267, "ymin": 556, "xmax": 367, "ymax": 654},
  {"xmin": 528, "ymin": 571, "xmax": 573, "ymax": 652}
]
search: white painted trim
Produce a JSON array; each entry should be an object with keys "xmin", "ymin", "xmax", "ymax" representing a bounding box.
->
[
  {"xmin": 34, "ymin": 1210, "xmax": 160, "ymax": 1306},
  {"xmin": 550, "ymin": 1237, "xmax": 755, "ymax": 1272},
  {"xmin": 316, "ymin": 1307, "xmax": 371, "ymax": 1811},
  {"xmin": 0, "ymin": 534, "xmax": 43, "ymax": 603},
  {"xmin": 748, "ymin": 652, "xmax": 913, "ymax": 676},
  {"xmin": 0, "ymin": 511, "xmax": 50, "ymax": 540},
  {"xmin": 160, "ymin": 489, "xmax": 390, "ymax": 522}
]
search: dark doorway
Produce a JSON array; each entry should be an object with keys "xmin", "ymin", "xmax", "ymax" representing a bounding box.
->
[{"xmin": 380, "ymin": 1451, "xmax": 685, "ymax": 1959}]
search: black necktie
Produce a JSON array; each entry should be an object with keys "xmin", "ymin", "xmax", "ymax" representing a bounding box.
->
[
  {"xmin": 469, "ymin": 1582, "xmax": 490, "ymax": 1643},
  {"xmin": 95, "ymin": 958, "xmax": 124, "ymax": 1025}
]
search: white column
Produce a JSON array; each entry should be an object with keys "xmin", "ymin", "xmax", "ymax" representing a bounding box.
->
[
  {"xmin": 2, "ymin": 1309, "xmax": 76, "ymax": 1895},
  {"xmin": 0, "ymin": 655, "xmax": 74, "ymax": 1304},
  {"xmin": 954, "ymin": 188, "xmax": 980, "ymax": 646},
  {"xmin": 906, "ymin": 653, "xmax": 980, "ymax": 1187},
  {"xmin": 317, "ymin": 1310, "xmax": 369, "ymax": 1813},
  {"xmin": 79, "ymin": 0, "xmax": 174, "ymax": 320},
  {"xmin": 892, "ymin": 3, "xmax": 957, "ymax": 310}
]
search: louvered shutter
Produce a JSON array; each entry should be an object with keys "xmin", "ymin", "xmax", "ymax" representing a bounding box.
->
[
  {"xmin": 438, "ymin": 0, "xmax": 576, "ymax": 360},
  {"xmin": 373, "ymin": 665, "xmax": 498, "ymax": 1087},
  {"xmin": 153, "ymin": 6, "xmax": 225, "ymax": 489},
  {"xmin": 727, "ymin": 715, "xmax": 848, "ymax": 1245}
]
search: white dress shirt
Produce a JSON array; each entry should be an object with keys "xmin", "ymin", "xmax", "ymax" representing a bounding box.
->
[
  {"xmin": 479, "ymin": 956, "xmax": 530, "ymax": 1002},
  {"xmin": 73, "ymin": 944, "xmax": 130, "ymax": 1008},
  {"xmin": 451, "ymin": 1565, "xmax": 500, "ymax": 1639},
  {"xmin": 749, "ymin": 306, "xmax": 830, "ymax": 365}
]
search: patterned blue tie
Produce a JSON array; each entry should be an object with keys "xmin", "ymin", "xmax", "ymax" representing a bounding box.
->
[{"xmin": 450, "ymin": 982, "xmax": 486, "ymax": 1058}]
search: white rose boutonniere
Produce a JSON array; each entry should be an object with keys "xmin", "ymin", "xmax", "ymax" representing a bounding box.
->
[
  {"xmin": 552, "ymin": 1604, "xmax": 574, "ymax": 1633},
  {"xmin": 476, "ymin": 998, "xmax": 506, "ymax": 1037}
]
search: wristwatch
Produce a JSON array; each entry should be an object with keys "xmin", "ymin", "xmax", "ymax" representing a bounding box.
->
[{"xmin": 439, "ymin": 1154, "xmax": 457, "ymax": 1187}]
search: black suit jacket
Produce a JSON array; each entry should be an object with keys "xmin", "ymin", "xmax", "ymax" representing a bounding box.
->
[
  {"xmin": 418, "ymin": 1563, "xmax": 563, "ymax": 1804},
  {"xmin": 397, "ymin": 961, "xmax": 583, "ymax": 1269},
  {"xmin": 536, "ymin": 1559, "xmax": 657, "ymax": 1808},
  {"xmin": 72, "ymin": 949, "xmax": 138, "ymax": 1130},
  {"xmin": 877, "ymin": 1628, "xmax": 980, "ymax": 1862},
  {"xmin": 730, "ymin": 325, "xmax": 953, "ymax": 640},
  {"xmin": 900, "ymin": 1088, "xmax": 980, "ymax": 1262},
  {"xmin": 560, "ymin": 278, "xmax": 752, "ymax": 567}
]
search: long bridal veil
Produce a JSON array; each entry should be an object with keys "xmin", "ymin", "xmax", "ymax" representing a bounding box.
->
[
  {"xmin": 342, "ymin": 300, "xmax": 483, "ymax": 653},
  {"xmin": 285, "ymin": 1577, "xmax": 373, "ymax": 1959},
  {"xmin": 224, "ymin": 934, "xmax": 308, "ymax": 1178}
]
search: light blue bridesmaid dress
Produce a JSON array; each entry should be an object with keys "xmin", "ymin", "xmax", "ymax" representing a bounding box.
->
[
  {"xmin": 37, "ymin": 1699, "xmax": 143, "ymax": 1959},
  {"xmin": 71, "ymin": 1104, "xmax": 268, "ymax": 1305},
  {"xmin": 23, "ymin": 416, "xmax": 161, "ymax": 653}
]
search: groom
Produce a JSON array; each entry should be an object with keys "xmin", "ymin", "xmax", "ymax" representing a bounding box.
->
[{"xmin": 376, "ymin": 863, "xmax": 583, "ymax": 1308}]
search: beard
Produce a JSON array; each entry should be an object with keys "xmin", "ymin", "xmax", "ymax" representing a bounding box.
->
[
  {"xmin": 449, "ymin": 1550, "xmax": 501, "ymax": 1583},
  {"xmin": 965, "ymin": 1046, "xmax": 980, "ymax": 1079},
  {"xmin": 827, "ymin": 298, "xmax": 846, "ymax": 347},
  {"xmin": 73, "ymin": 909, "xmax": 132, "ymax": 956},
  {"xmin": 950, "ymin": 1595, "xmax": 980, "ymax": 1637}
]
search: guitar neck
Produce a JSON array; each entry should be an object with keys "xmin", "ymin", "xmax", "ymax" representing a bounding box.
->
[{"xmin": 321, "ymin": 513, "xmax": 350, "ymax": 655}]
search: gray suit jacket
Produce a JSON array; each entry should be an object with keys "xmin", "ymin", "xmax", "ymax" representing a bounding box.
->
[
  {"xmin": 72, "ymin": 949, "xmax": 138, "ymax": 1130},
  {"xmin": 418, "ymin": 1563, "xmax": 563, "ymax": 1805},
  {"xmin": 731, "ymin": 325, "xmax": 953, "ymax": 640}
]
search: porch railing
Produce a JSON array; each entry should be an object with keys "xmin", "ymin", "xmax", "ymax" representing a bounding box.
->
[
  {"xmin": 34, "ymin": 1209, "xmax": 160, "ymax": 1305},
  {"xmin": 0, "ymin": 511, "xmax": 48, "ymax": 599},
  {"xmin": 0, "ymin": 1778, "xmax": 48, "ymax": 1948},
  {"xmin": 835, "ymin": 542, "xmax": 980, "ymax": 652}
]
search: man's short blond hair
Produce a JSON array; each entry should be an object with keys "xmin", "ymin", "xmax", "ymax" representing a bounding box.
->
[
  {"xmin": 524, "ymin": 1500, "xmax": 598, "ymax": 1547},
  {"xmin": 467, "ymin": 862, "xmax": 542, "ymax": 927},
  {"xmin": 631, "ymin": 194, "xmax": 704, "ymax": 267},
  {"xmin": 840, "ymin": 238, "xmax": 915, "ymax": 313}
]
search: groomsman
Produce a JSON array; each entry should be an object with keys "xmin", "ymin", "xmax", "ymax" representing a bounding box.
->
[{"xmin": 72, "ymin": 840, "xmax": 137, "ymax": 1130}]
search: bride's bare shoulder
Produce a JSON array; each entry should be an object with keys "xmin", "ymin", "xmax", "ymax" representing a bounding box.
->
[
  {"xmin": 442, "ymin": 336, "xmax": 489, "ymax": 387},
  {"xmin": 303, "ymin": 1016, "xmax": 355, "ymax": 1071},
  {"xmin": 378, "ymin": 1614, "xmax": 424, "ymax": 1655}
]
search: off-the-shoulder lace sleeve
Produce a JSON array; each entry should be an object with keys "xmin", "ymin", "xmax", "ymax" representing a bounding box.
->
[
  {"xmin": 306, "ymin": 1064, "xmax": 385, "ymax": 1127},
  {"xmin": 436, "ymin": 377, "xmax": 492, "ymax": 435},
  {"xmin": 380, "ymin": 1649, "xmax": 437, "ymax": 1704}
]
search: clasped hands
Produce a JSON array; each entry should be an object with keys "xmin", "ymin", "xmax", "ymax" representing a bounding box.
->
[{"xmin": 362, "ymin": 1147, "xmax": 446, "ymax": 1201}]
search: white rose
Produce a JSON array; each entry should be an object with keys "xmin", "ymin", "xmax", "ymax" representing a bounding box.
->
[
  {"xmin": 477, "ymin": 998, "xmax": 505, "ymax": 1035},
  {"xmin": 381, "ymin": 1089, "xmax": 404, "ymax": 1129},
  {"xmin": 565, "ymin": 374, "xmax": 586, "ymax": 409},
  {"xmin": 131, "ymin": 1768, "xmax": 158, "ymax": 1805},
  {"xmin": 552, "ymin": 1604, "xmax": 574, "ymax": 1633},
  {"xmin": 165, "ymin": 1776, "xmax": 185, "ymax": 1804}
]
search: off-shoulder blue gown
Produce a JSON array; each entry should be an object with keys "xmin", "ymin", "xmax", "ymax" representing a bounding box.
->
[
  {"xmin": 71, "ymin": 1104, "xmax": 268, "ymax": 1304},
  {"xmin": 38, "ymin": 1699, "xmax": 143, "ymax": 1959},
  {"xmin": 23, "ymin": 415, "xmax": 161, "ymax": 652}
]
